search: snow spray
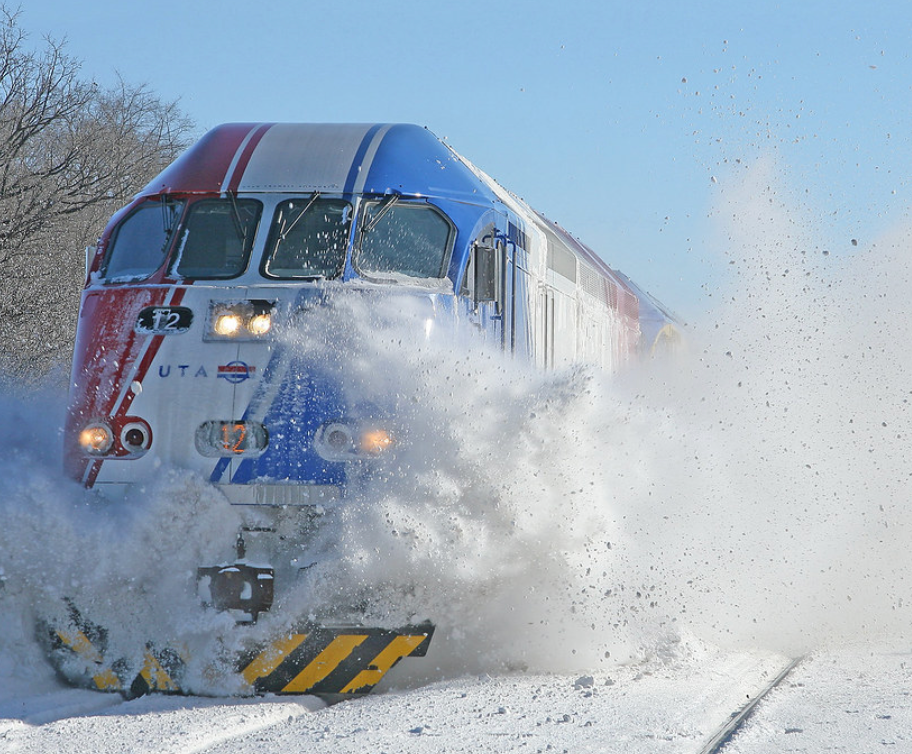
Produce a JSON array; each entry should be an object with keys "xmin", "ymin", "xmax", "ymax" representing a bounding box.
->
[{"xmin": 624, "ymin": 157, "xmax": 912, "ymax": 656}]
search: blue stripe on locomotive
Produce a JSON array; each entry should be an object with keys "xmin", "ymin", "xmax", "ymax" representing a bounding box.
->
[
  {"xmin": 229, "ymin": 352, "xmax": 348, "ymax": 486},
  {"xmin": 356, "ymin": 124, "xmax": 497, "ymax": 204}
]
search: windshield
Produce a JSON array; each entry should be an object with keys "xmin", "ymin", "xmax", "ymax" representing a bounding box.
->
[
  {"xmin": 101, "ymin": 197, "xmax": 185, "ymax": 282},
  {"xmin": 262, "ymin": 197, "xmax": 352, "ymax": 279},
  {"xmin": 355, "ymin": 201, "xmax": 453, "ymax": 280},
  {"xmin": 172, "ymin": 198, "xmax": 262, "ymax": 279}
]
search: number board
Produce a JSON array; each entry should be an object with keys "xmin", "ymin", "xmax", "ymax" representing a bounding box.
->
[
  {"xmin": 136, "ymin": 306, "xmax": 194, "ymax": 335},
  {"xmin": 195, "ymin": 421, "xmax": 269, "ymax": 457}
]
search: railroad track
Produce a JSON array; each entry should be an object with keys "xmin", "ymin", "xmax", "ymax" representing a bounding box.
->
[
  {"xmin": 697, "ymin": 656, "xmax": 804, "ymax": 754},
  {"xmin": 1, "ymin": 652, "xmax": 806, "ymax": 752}
]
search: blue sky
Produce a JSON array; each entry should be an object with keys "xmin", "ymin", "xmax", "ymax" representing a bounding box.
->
[{"xmin": 21, "ymin": 1, "xmax": 912, "ymax": 317}]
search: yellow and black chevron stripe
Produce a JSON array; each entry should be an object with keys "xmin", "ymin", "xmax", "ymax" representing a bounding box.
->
[
  {"xmin": 44, "ymin": 613, "xmax": 434, "ymax": 698},
  {"xmin": 50, "ymin": 624, "xmax": 123, "ymax": 691},
  {"xmin": 237, "ymin": 624, "xmax": 434, "ymax": 695}
]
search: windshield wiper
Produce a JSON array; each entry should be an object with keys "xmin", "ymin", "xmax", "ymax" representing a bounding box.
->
[
  {"xmin": 160, "ymin": 195, "xmax": 180, "ymax": 237},
  {"xmin": 362, "ymin": 193, "xmax": 401, "ymax": 234},
  {"xmin": 278, "ymin": 193, "xmax": 321, "ymax": 242}
]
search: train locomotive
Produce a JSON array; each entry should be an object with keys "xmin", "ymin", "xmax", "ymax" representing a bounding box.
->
[{"xmin": 49, "ymin": 123, "xmax": 679, "ymax": 698}]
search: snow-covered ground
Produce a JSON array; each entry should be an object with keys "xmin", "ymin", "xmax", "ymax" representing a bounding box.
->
[{"xmin": 2, "ymin": 641, "xmax": 910, "ymax": 752}]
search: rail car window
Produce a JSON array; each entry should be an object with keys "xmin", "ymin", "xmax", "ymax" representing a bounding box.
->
[
  {"xmin": 172, "ymin": 198, "xmax": 262, "ymax": 279},
  {"xmin": 262, "ymin": 197, "xmax": 351, "ymax": 279},
  {"xmin": 356, "ymin": 201, "xmax": 453, "ymax": 280},
  {"xmin": 101, "ymin": 198, "xmax": 185, "ymax": 281}
]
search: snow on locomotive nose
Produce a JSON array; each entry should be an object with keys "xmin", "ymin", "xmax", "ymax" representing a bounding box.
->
[{"xmin": 53, "ymin": 123, "xmax": 679, "ymax": 698}]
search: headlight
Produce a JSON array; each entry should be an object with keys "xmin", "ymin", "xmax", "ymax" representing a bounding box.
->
[
  {"xmin": 314, "ymin": 422, "xmax": 396, "ymax": 461},
  {"xmin": 247, "ymin": 312, "xmax": 273, "ymax": 336},
  {"xmin": 120, "ymin": 420, "xmax": 152, "ymax": 455},
  {"xmin": 213, "ymin": 312, "xmax": 243, "ymax": 337},
  {"xmin": 359, "ymin": 428, "xmax": 394, "ymax": 455},
  {"xmin": 206, "ymin": 300, "xmax": 275, "ymax": 340},
  {"xmin": 79, "ymin": 422, "xmax": 114, "ymax": 455}
]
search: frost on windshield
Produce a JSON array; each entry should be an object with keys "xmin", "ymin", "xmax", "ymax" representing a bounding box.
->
[
  {"xmin": 356, "ymin": 201, "xmax": 453, "ymax": 280},
  {"xmin": 101, "ymin": 198, "xmax": 185, "ymax": 282},
  {"xmin": 172, "ymin": 198, "xmax": 261, "ymax": 279},
  {"xmin": 262, "ymin": 197, "xmax": 351, "ymax": 279}
]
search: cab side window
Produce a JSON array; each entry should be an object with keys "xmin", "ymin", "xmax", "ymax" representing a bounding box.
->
[{"xmin": 102, "ymin": 198, "xmax": 185, "ymax": 282}]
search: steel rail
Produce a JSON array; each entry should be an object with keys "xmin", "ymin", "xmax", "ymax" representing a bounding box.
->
[{"xmin": 697, "ymin": 656, "xmax": 804, "ymax": 754}]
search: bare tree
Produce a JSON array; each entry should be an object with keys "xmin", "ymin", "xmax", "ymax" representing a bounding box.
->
[{"xmin": 0, "ymin": 6, "xmax": 196, "ymax": 382}]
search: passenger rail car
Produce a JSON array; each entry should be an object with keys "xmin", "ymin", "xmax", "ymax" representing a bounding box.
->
[{"xmin": 54, "ymin": 123, "xmax": 679, "ymax": 697}]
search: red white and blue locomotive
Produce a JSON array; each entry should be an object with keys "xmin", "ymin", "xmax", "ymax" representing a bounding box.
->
[{"xmin": 52, "ymin": 123, "xmax": 678, "ymax": 697}]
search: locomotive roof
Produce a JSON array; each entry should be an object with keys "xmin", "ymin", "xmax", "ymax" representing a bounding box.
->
[{"xmin": 142, "ymin": 123, "xmax": 498, "ymax": 205}]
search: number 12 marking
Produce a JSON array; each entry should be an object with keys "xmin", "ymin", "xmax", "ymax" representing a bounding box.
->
[{"xmin": 221, "ymin": 423, "xmax": 248, "ymax": 453}]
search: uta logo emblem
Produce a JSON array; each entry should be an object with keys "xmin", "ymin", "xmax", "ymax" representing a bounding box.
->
[{"xmin": 217, "ymin": 361, "xmax": 257, "ymax": 384}]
